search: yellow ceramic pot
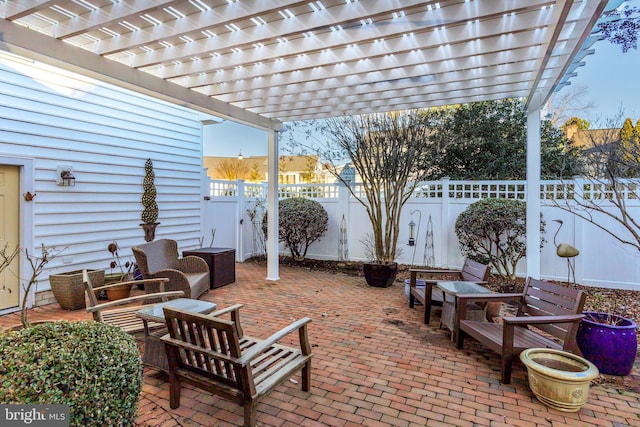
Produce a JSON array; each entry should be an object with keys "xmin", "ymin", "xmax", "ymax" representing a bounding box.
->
[{"xmin": 520, "ymin": 348, "xmax": 599, "ymax": 412}]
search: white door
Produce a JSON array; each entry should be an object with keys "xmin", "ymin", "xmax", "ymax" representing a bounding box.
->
[{"xmin": 0, "ymin": 165, "xmax": 20, "ymax": 310}]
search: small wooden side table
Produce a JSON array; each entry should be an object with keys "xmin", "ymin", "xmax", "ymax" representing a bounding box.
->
[{"xmin": 136, "ymin": 298, "xmax": 217, "ymax": 372}]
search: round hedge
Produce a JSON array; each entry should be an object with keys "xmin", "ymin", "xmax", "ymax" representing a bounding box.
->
[
  {"xmin": 263, "ymin": 197, "xmax": 328, "ymax": 261},
  {"xmin": 0, "ymin": 321, "xmax": 142, "ymax": 427}
]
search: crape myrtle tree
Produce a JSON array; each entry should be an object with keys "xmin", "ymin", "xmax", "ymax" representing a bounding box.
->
[
  {"xmin": 554, "ymin": 114, "xmax": 640, "ymax": 253},
  {"xmin": 423, "ymin": 99, "xmax": 586, "ymax": 180},
  {"xmin": 283, "ymin": 111, "xmax": 438, "ymax": 264}
]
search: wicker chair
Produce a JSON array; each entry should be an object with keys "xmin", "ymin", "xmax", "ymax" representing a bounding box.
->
[{"xmin": 132, "ymin": 239, "xmax": 209, "ymax": 300}]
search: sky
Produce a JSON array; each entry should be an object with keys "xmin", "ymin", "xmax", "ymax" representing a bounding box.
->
[{"xmin": 204, "ymin": 7, "xmax": 640, "ymax": 158}]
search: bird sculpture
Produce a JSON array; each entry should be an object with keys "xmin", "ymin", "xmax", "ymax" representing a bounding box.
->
[{"xmin": 553, "ymin": 219, "xmax": 579, "ymax": 284}]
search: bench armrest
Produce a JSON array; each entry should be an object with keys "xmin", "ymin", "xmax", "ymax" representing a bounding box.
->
[
  {"xmin": 503, "ymin": 314, "xmax": 585, "ymax": 325},
  {"xmin": 237, "ymin": 318, "xmax": 312, "ymax": 365},
  {"xmin": 409, "ymin": 269, "xmax": 460, "ymax": 274}
]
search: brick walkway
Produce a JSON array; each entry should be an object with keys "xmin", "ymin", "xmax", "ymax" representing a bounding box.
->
[{"xmin": 1, "ymin": 262, "xmax": 639, "ymax": 426}]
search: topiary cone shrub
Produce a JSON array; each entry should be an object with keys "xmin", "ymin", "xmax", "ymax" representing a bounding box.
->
[
  {"xmin": 0, "ymin": 321, "xmax": 142, "ymax": 426},
  {"xmin": 141, "ymin": 158, "xmax": 158, "ymax": 224},
  {"xmin": 141, "ymin": 158, "xmax": 159, "ymax": 241}
]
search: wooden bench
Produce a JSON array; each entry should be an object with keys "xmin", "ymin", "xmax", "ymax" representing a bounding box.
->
[
  {"xmin": 408, "ymin": 259, "xmax": 490, "ymax": 324},
  {"xmin": 455, "ymin": 277, "xmax": 586, "ymax": 384},
  {"xmin": 161, "ymin": 304, "xmax": 313, "ymax": 427}
]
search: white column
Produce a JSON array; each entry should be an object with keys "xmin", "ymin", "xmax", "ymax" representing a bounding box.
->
[
  {"xmin": 236, "ymin": 179, "xmax": 245, "ymax": 262},
  {"xmin": 526, "ymin": 108, "xmax": 541, "ymax": 279},
  {"xmin": 440, "ymin": 177, "xmax": 450, "ymax": 267},
  {"xmin": 266, "ymin": 130, "xmax": 280, "ymax": 281}
]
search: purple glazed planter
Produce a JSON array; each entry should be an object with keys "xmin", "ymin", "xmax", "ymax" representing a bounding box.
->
[{"xmin": 576, "ymin": 311, "xmax": 638, "ymax": 376}]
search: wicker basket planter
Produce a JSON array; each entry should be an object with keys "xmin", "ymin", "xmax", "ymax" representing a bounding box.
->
[{"xmin": 49, "ymin": 269, "xmax": 105, "ymax": 310}]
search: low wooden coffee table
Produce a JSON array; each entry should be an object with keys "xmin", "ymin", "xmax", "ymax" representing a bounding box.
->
[
  {"xmin": 437, "ymin": 281, "xmax": 492, "ymax": 339},
  {"xmin": 136, "ymin": 298, "xmax": 217, "ymax": 372}
]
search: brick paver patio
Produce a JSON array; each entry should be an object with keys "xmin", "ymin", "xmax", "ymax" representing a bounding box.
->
[{"xmin": 1, "ymin": 262, "xmax": 639, "ymax": 426}]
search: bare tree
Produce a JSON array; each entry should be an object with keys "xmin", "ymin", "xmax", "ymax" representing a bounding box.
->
[
  {"xmin": 215, "ymin": 158, "xmax": 251, "ymax": 181},
  {"xmin": 543, "ymin": 84, "xmax": 595, "ymax": 127},
  {"xmin": 283, "ymin": 111, "xmax": 437, "ymax": 264},
  {"xmin": 554, "ymin": 114, "xmax": 640, "ymax": 253}
]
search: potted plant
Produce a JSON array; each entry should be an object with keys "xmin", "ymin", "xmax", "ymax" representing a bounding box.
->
[
  {"xmin": 520, "ymin": 348, "xmax": 599, "ymax": 412},
  {"xmin": 103, "ymin": 241, "xmax": 135, "ymax": 301},
  {"xmin": 576, "ymin": 309, "xmax": 638, "ymax": 376},
  {"xmin": 284, "ymin": 111, "xmax": 437, "ymax": 286},
  {"xmin": 140, "ymin": 158, "xmax": 160, "ymax": 242}
]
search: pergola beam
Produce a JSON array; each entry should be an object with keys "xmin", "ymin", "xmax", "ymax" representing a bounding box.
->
[{"xmin": 0, "ymin": 19, "xmax": 281, "ymax": 131}]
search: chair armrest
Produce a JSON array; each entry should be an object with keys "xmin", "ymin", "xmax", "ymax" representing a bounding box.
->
[
  {"xmin": 207, "ymin": 304, "xmax": 244, "ymax": 336},
  {"xmin": 146, "ymin": 269, "xmax": 190, "ymax": 291},
  {"xmin": 237, "ymin": 317, "xmax": 312, "ymax": 365},
  {"xmin": 177, "ymin": 256, "xmax": 209, "ymax": 274},
  {"xmin": 86, "ymin": 290, "xmax": 184, "ymax": 313},
  {"xmin": 503, "ymin": 314, "xmax": 585, "ymax": 325},
  {"xmin": 207, "ymin": 304, "xmax": 244, "ymax": 318}
]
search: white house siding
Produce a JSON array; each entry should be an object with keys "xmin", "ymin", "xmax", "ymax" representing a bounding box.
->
[{"xmin": 0, "ymin": 53, "xmax": 206, "ymax": 303}]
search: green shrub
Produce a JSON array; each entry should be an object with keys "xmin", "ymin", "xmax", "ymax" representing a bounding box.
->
[
  {"xmin": 454, "ymin": 198, "xmax": 545, "ymax": 281},
  {"xmin": 263, "ymin": 197, "xmax": 328, "ymax": 261},
  {"xmin": 0, "ymin": 321, "xmax": 142, "ymax": 426}
]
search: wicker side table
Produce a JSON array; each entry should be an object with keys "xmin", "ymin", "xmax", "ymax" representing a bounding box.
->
[{"xmin": 437, "ymin": 281, "xmax": 492, "ymax": 339}]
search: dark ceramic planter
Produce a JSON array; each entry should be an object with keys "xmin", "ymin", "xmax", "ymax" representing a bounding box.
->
[
  {"xmin": 363, "ymin": 262, "xmax": 398, "ymax": 288},
  {"xmin": 576, "ymin": 311, "xmax": 638, "ymax": 376}
]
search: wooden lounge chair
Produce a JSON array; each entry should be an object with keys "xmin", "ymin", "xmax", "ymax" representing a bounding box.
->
[
  {"xmin": 161, "ymin": 304, "xmax": 312, "ymax": 427},
  {"xmin": 408, "ymin": 259, "xmax": 490, "ymax": 324},
  {"xmin": 455, "ymin": 277, "xmax": 586, "ymax": 384},
  {"xmin": 83, "ymin": 270, "xmax": 183, "ymax": 334}
]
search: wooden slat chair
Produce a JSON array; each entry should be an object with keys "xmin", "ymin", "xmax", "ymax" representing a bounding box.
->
[
  {"xmin": 408, "ymin": 259, "xmax": 490, "ymax": 324},
  {"xmin": 455, "ymin": 277, "xmax": 586, "ymax": 384},
  {"xmin": 83, "ymin": 270, "xmax": 184, "ymax": 334},
  {"xmin": 161, "ymin": 304, "xmax": 313, "ymax": 427}
]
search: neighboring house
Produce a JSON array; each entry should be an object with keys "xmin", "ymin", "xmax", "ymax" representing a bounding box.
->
[
  {"xmin": 204, "ymin": 155, "xmax": 332, "ymax": 184},
  {"xmin": 565, "ymin": 125, "xmax": 621, "ymax": 177},
  {"xmin": 0, "ymin": 51, "xmax": 211, "ymax": 313}
]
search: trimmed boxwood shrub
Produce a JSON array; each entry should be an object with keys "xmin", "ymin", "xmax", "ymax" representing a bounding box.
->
[
  {"xmin": 455, "ymin": 198, "xmax": 545, "ymax": 281},
  {"xmin": 263, "ymin": 197, "xmax": 329, "ymax": 261},
  {"xmin": 0, "ymin": 321, "xmax": 142, "ymax": 426}
]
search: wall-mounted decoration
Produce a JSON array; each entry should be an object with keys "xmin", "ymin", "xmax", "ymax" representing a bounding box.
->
[{"xmin": 56, "ymin": 165, "xmax": 75, "ymax": 186}]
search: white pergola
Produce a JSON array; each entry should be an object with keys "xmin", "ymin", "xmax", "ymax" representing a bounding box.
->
[{"xmin": 0, "ymin": 0, "xmax": 616, "ymax": 279}]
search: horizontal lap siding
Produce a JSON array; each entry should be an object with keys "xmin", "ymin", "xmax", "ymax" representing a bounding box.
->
[{"xmin": 0, "ymin": 57, "xmax": 204, "ymax": 291}]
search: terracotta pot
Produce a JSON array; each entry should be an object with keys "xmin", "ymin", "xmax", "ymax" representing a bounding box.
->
[
  {"xmin": 363, "ymin": 262, "xmax": 398, "ymax": 288},
  {"xmin": 105, "ymin": 284, "xmax": 132, "ymax": 301},
  {"xmin": 520, "ymin": 348, "xmax": 599, "ymax": 412}
]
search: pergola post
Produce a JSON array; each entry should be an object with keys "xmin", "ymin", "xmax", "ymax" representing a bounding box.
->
[
  {"xmin": 526, "ymin": 108, "xmax": 542, "ymax": 279},
  {"xmin": 266, "ymin": 130, "xmax": 280, "ymax": 281}
]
